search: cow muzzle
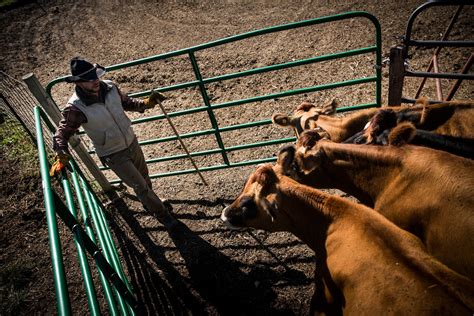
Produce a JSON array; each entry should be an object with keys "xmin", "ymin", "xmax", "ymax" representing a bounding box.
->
[{"xmin": 220, "ymin": 206, "xmax": 246, "ymax": 231}]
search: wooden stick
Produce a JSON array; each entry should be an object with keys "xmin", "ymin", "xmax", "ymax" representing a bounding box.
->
[{"xmin": 156, "ymin": 99, "xmax": 208, "ymax": 186}]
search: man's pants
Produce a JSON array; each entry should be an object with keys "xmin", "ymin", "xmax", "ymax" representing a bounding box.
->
[{"xmin": 100, "ymin": 139, "xmax": 169, "ymax": 218}]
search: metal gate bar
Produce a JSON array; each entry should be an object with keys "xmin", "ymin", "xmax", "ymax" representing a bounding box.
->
[
  {"xmin": 34, "ymin": 105, "xmax": 138, "ymax": 315},
  {"xmin": 46, "ymin": 11, "xmax": 382, "ymax": 182},
  {"xmin": 389, "ymin": 1, "xmax": 474, "ymax": 105}
]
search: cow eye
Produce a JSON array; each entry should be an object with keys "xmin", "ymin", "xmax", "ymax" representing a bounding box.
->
[{"xmin": 240, "ymin": 197, "xmax": 257, "ymax": 219}]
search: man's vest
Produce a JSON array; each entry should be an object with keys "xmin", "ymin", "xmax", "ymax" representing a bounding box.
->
[{"xmin": 69, "ymin": 80, "xmax": 136, "ymax": 157}]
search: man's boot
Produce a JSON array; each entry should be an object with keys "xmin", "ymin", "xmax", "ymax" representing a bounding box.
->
[{"xmin": 156, "ymin": 201, "xmax": 178, "ymax": 229}]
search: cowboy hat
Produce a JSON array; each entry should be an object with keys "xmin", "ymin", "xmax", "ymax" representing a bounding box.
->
[{"xmin": 65, "ymin": 57, "xmax": 106, "ymax": 83}]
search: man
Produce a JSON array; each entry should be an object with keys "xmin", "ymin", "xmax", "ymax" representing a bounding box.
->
[{"xmin": 51, "ymin": 57, "xmax": 176, "ymax": 228}]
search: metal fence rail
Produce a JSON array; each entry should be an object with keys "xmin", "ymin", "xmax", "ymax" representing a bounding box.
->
[
  {"xmin": 34, "ymin": 105, "xmax": 138, "ymax": 315},
  {"xmin": 388, "ymin": 0, "xmax": 473, "ymax": 105},
  {"xmin": 0, "ymin": 71, "xmax": 47, "ymax": 148},
  {"xmin": 46, "ymin": 11, "xmax": 382, "ymax": 183}
]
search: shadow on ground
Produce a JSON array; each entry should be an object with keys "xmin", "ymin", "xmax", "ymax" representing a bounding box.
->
[{"xmin": 108, "ymin": 197, "xmax": 309, "ymax": 315}]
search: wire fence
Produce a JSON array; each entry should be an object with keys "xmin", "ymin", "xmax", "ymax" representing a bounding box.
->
[
  {"xmin": 0, "ymin": 71, "xmax": 94, "ymax": 183},
  {"xmin": 0, "ymin": 72, "xmax": 42, "ymax": 147},
  {"xmin": 0, "ymin": 71, "xmax": 138, "ymax": 314}
]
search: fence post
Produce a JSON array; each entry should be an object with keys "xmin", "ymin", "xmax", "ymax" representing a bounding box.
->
[
  {"xmin": 388, "ymin": 45, "xmax": 406, "ymax": 106},
  {"xmin": 23, "ymin": 73, "xmax": 113, "ymax": 193}
]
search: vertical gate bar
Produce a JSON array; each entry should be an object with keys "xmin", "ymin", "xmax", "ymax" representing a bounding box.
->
[
  {"xmin": 70, "ymin": 164, "xmax": 120, "ymax": 316},
  {"xmin": 90, "ymin": 196, "xmax": 135, "ymax": 315},
  {"xmin": 82, "ymin": 183, "xmax": 129, "ymax": 316},
  {"xmin": 60, "ymin": 170, "xmax": 101, "ymax": 316},
  {"xmin": 90, "ymin": 195, "xmax": 131, "ymax": 290},
  {"xmin": 80, "ymin": 178, "xmax": 121, "ymax": 316},
  {"xmin": 188, "ymin": 51, "xmax": 230, "ymax": 165},
  {"xmin": 414, "ymin": 5, "xmax": 464, "ymax": 99},
  {"xmin": 374, "ymin": 15, "xmax": 382, "ymax": 107},
  {"xmin": 388, "ymin": 45, "xmax": 406, "ymax": 106},
  {"xmin": 86, "ymin": 194, "xmax": 129, "ymax": 316},
  {"xmin": 34, "ymin": 106, "xmax": 71, "ymax": 316},
  {"xmin": 78, "ymin": 176, "xmax": 134, "ymax": 294},
  {"xmin": 446, "ymin": 53, "xmax": 473, "ymax": 101},
  {"xmin": 94, "ymin": 197, "xmax": 134, "ymax": 294},
  {"xmin": 50, "ymin": 185, "xmax": 143, "ymax": 314},
  {"xmin": 52, "ymin": 186, "xmax": 139, "ymax": 313}
]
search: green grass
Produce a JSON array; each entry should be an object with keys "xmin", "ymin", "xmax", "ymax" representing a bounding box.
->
[
  {"xmin": 0, "ymin": 260, "xmax": 34, "ymax": 315},
  {"xmin": 0, "ymin": 0, "xmax": 19, "ymax": 8},
  {"xmin": 0, "ymin": 116, "xmax": 39, "ymax": 177}
]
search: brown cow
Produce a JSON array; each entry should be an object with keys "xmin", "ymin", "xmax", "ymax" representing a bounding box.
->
[
  {"xmin": 272, "ymin": 99, "xmax": 379, "ymax": 140},
  {"xmin": 221, "ymin": 164, "xmax": 474, "ymax": 315},
  {"xmin": 272, "ymin": 98, "xmax": 474, "ymax": 142},
  {"xmin": 277, "ymin": 130, "xmax": 474, "ymax": 280},
  {"xmin": 366, "ymin": 120, "xmax": 474, "ymax": 159}
]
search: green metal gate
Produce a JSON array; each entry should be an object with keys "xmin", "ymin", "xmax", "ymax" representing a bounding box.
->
[
  {"xmin": 34, "ymin": 105, "xmax": 138, "ymax": 315},
  {"xmin": 46, "ymin": 11, "xmax": 382, "ymax": 183}
]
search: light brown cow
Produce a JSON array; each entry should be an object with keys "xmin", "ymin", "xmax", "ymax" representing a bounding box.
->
[
  {"xmin": 272, "ymin": 98, "xmax": 474, "ymax": 142},
  {"xmin": 221, "ymin": 164, "xmax": 474, "ymax": 315},
  {"xmin": 277, "ymin": 130, "xmax": 474, "ymax": 280},
  {"xmin": 272, "ymin": 99, "xmax": 379, "ymax": 140}
]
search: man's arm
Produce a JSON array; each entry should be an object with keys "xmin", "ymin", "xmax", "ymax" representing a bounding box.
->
[
  {"xmin": 52, "ymin": 104, "xmax": 87, "ymax": 154},
  {"xmin": 117, "ymin": 86, "xmax": 147, "ymax": 113}
]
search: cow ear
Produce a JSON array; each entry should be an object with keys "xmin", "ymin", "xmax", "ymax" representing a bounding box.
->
[
  {"xmin": 296, "ymin": 101, "xmax": 315, "ymax": 112},
  {"xmin": 388, "ymin": 122, "xmax": 416, "ymax": 146},
  {"xmin": 253, "ymin": 169, "xmax": 279, "ymax": 221},
  {"xmin": 297, "ymin": 129, "xmax": 323, "ymax": 149},
  {"xmin": 277, "ymin": 145, "xmax": 296, "ymax": 174},
  {"xmin": 272, "ymin": 113, "xmax": 291, "ymax": 126},
  {"xmin": 322, "ymin": 99, "xmax": 338, "ymax": 115},
  {"xmin": 254, "ymin": 164, "xmax": 278, "ymax": 194},
  {"xmin": 415, "ymin": 96, "xmax": 429, "ymax": 107}
]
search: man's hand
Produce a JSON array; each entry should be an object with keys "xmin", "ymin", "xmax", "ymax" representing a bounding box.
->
[
  {"xmin": 144, "ymin": 91, "xmax": 167, "ymax": 109},
  {"xmin": 49, "ymin": 153, "xmax": 70, "ymax": 177}
]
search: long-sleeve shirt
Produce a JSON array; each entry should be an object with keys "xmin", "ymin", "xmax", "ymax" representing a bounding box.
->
[{"xmin": 53, "ymin": 81, "xmax": 147, "ymax": 153}]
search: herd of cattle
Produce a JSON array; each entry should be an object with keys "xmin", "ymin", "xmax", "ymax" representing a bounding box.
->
[{"xmin": 220, "ymin": 97, "xmax": 474, "ymax": 314}]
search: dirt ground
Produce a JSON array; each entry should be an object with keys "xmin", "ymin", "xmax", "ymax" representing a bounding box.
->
[{"xmin": 1, "ymin": 0, "xmax": 472, "ymax": 315}]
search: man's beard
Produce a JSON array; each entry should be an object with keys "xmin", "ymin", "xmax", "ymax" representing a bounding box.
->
[{"xmin": 82, "ymin": 86, "xmax": 100, "ymax": 95}]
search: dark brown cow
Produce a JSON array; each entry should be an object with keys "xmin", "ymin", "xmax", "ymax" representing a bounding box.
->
[
  {"xmin": 221, "ymin": 164, "xmax": 474, "ymax": 315},
  {"xmin": 272, "ymin": 98, "xmax": 474, "ymax": 142},
  {"xmin": 276, "ymin": 130, "xmax": 474, "ymax": 279},
  {"xmin": 366, "ymin": 120, "xmax": 474, "ymax": 159}
]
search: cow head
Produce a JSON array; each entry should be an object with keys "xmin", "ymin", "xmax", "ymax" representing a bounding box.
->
[
  {"xmin": 294, "ymin": 129, "xmax": 327, "ymax": 174},
  {"xmin": 363, "ymin": 109, "xmax": 398, "ymax": 145},
  {"xmin": 275, "ymin": 130, "xmax": 328, "ymax": 186},
  {"xmin": 272, "ymin": 99, "xmax": 337, "ymax": 137},
  {"xmin": 221, "ymin": 164, "xmax": 292, "ymax": 232}
]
